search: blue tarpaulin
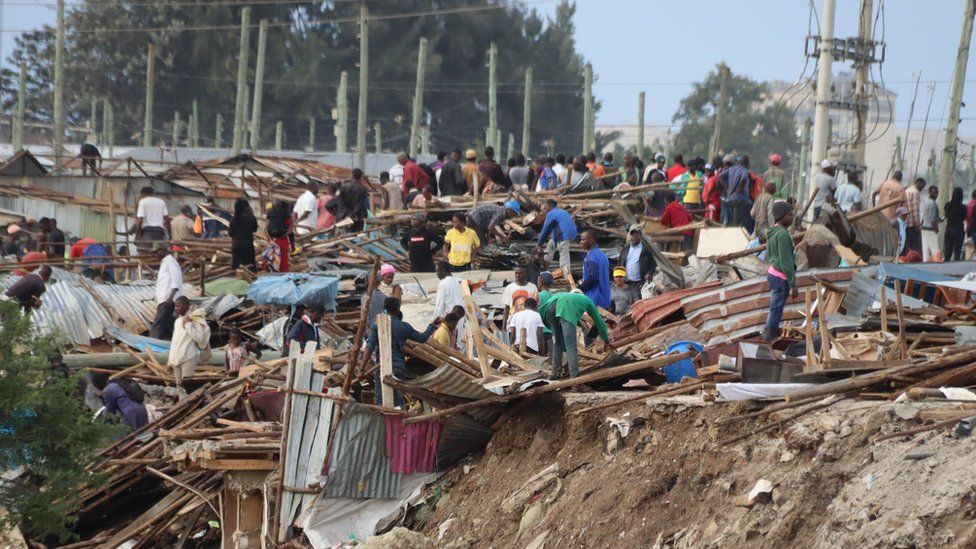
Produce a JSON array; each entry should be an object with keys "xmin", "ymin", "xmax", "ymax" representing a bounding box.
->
[{"xmin": 246, "ymin": 273, "xmax": 340, "ymax": 310}]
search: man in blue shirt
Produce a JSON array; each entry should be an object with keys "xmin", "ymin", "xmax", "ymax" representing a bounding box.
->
[
  {"xmin": 363, "ymin": 297, "xmax": 439, "ymax": 408},
  {"xmin": 537, "ymin": 199, "xmax": 577, "ymax": 275},
  {"xmin": 578, "ymin": 230, "xmax": 610, "ymax": 311}
]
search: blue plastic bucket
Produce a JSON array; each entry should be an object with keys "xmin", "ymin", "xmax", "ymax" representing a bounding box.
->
[{"xmin": 663, "ymin": 341, "xmax": 704, "ymax": 383}]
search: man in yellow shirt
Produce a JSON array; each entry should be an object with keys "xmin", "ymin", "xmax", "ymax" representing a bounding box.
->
[
  {"xmin": 432, "ymin": 311, "xmax": 461, "ymax": 349},
  {"xmin": 443, "ymin": 213, "xmax": 481, "ymax": 271}
]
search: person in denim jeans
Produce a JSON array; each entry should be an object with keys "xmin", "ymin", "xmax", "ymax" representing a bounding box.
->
[{"xmin": 763, "ymin": 202, "xmax": 798, "ymax": 341}]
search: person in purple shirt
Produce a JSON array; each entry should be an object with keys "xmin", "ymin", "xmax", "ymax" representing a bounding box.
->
[{"xmin": 91, "ymin": 373, "xmax": 149, "ymax": 430}]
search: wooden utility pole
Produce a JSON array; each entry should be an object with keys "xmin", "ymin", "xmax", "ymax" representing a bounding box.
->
[
  {"xmin": 190, "ymin": 100, "xmax": 199, "ymax": 148},
  {"xmin": 852, "ymin": 0, "xmax": 874, "ymax": 165},
  {"xmin": 810, "ymin": 0, "xmax": 837, "ymax": 196},
  {"xmin": 172, "ymin": 111, "xmax": 181, "ymax": 146},
  {"xmin": 307, "ymin": 118, "xmax": 316, "ymax": 152},
  {"xmin": 336, "ymin": 70, "xmax": 348, "ymax": 153},
  {"xmin": 637, "ymin": 91, "xmax": 645, "ymax": 158},
  {"xmin": 356, "ymin": 2, "xmax": 369, "ymax": 169},
  {"xmin": 215, "ymin": 113, "xmax": 223, "ymax": 149},
  {"xmin": 249, "ymin": 18, "xmax": 268, "ymax": 151},
  {"xmin": 709, "ymin": 63, "xmax": 730, "ymax": 160},
  {"xmin": 374, "ymin": 122, "xmax": 382, "ymax": 153},
  {"xmin": 583, "ymin": 63, "xmax": 593, "ymax": 152},
  {"xmin": 939, "ymin": 0, "xmax": 976, "ymax": 207},
  {"xmin": 13, "ymin": 61, "xmax": 26, "ymax": 150},
  {"xmin": 275, "ymin": 121, "xmax": 283, "ymax": 151},
  {"xmin": 409, "ymin": 37, "xmax": 428, "ymax": 157},
  {"xmin": 53, "ymin": 0, "xmax": 64, "ymax": 163},
  {"xmin": 522, "ymin": 67, "xmax": 533, "ymax": 157},
  {"xmin": 143, "ymin": 43, "xmax": 156, "ymax": 147},
  {"xmin": 232, "ymin": 7, "xmax": 251, "ymax": 155},
  {"xmin": 488, "ymin": 43, "xmax": 498, "ymax": 153}
]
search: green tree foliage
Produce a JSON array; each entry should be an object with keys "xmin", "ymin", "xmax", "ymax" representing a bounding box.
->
[
  {"xmin": 3, "ymin": 0, "xmax": 591, "ymax": 155},
  {"xmin": 671, "ymin": 64, "xmax": 799, "ymax": 174},
  {"xmin": 0, "ymin": 300, "xmax": 116, "ymax": 541}
]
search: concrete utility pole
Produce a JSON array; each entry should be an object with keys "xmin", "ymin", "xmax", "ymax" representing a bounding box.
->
[
  {"xmin": 583, "ymin": 63, "xmax": 593, "ymax": 152},
  {"xmin": 798, "ymin": 117, "xmax": 813, "ymax": 199},
  {"xmin": 709, "ymin": 64, "xmax": 730, "ymax": 160},
  {"xmin": 421, "ymin": 126, "xmax": 431, "ymax": 156},
  {"xmin": 810, "ymin": 0, "xmax": 837, "ymax": 191},
  {"xmin": 102, "ymin": 97, "xmax": 110, "ymax": 152},
  {"xmin": 275, "ymin": 121, "xmax": 283, "ymax": 151},
  {"xmin": 522, "ymin": 67, "xmax": 533, "ymax": 157},
  {"xmin": 190, "ymin": 100, "xmax": 200, "ymax": 148},
  {"xmin": 939, "ymin": 0, "xmax": 976, "ymax": 207},
  {"xmin": 106, "ymin": 101, "xmax": 114, "ymax": 157},
  {"xmin": 894, "ymin": 135, "xmax": 904, "ymax": 173},
  {"xmin": 53, "ymin": 0, "xmax": 64, "ymax": 163},
  {"xmin": 852, "ymin": 0, "xmax": 874, "ymax": 165},
  {"xmin": 409, "ymin": 37, "xmax": 428, "ymax": 157},
  {"xmin": 488, "ymin": 43, "xmax": 498, "ymax": 153},
  {"xmin": 374, "ymin": 122, "xmax": 382, "ymax": 153},
  {"xmin": 335, "ymin": 71, "xmax": 348, "ymax": 153},
  {"xmin": 307, "ymin": 118, "xmax": 316, "ymax": 152},
  {"xmin": 13, "ymin": 61, "xmax": 25, "ymax": 150},
  {"xmin": 232, "ymin": 7, "xmax": 251, "ymax": 155},
  {"xmin": 215, "ymin": 113, "xmax": 223, "ymax": 149},
  {"xmin": 356, "ymin": 2, "xmax": 369, "ymax": 169},
  {"xmin": 241, "ymin": 85, "xmax": 250, "ymax": 151},
  {"xmin": 249, "ymin": 18, "xmax": 268, "ymax": 151},
  {"xmin": 637, "ymin": 91, "xmax": 645, "ymax": 158},
  {"xmin": 173, "ymin": 111, "xmax": 182, "ymax": 146},
  {"xmin": 506, "ymin": 132, "xmax": 515, "ymax": 163},
  {"xmin": 143, "ymin": 43, "xmax": 156, "ymax": 147},
  {"xmin": 89, "ymin": 97, "xmax": 97, "ymax": 138}
]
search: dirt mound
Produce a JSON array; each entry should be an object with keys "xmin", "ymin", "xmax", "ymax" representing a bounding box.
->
[{"xmin": 411, "ymin": 394, "xmax": 976, "ymax": 548}]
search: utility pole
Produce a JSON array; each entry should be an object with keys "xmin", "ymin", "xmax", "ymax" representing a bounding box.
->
[
  {"xmin": 488, "ymin": 43, "xmax": 498, "ymax": 153},
  {"xmin": 939, "ymin": 0, "xmax": 976, "ymax": 207},
  {"xmin": 102, "ymin": 97, "xmax": 110, "ymax": 154},
  {"xmin": 852, "ymin": 0, "xmax": 874, "ymax": 165},
  {"xmin": 637, "ymin": 91, "xmax": 645, "ymax": 158},
  {"xmin": 215, "ymin": 113, "xmax": 224, "ymax": 149},
  {"xmin": 335, "ymin": 71, "xmax": 348, "ymax": 153},
  {"xmin": 374, "ymin": 122, "xmax": 382, "ymax": 153},
  {"xmin": 53, "ymin": 0, "xmax": 64, "ymax": 163},
  {"xmin": 307, "ymin": 118, "xmax": 316, "ymax": 152},
  {"xmin": 583, "ymin": 63, "xmax": 593, "ymax": 152},
  {"xmin": 409, "ymin": 37, "xmax": 428, "ymax": 157},
  {"xmin": 173, "ymin": 111, "xmax": 182, "ymax": 146},
  {"xmin": 13, "ymin": 61, "xmax": 25, "ymax": 150},
  {"xmin": 249, "ymin": 18, "xmax": 268, "ymax": 151},
  {"xmin": 106, "ymin": 101, "xmax": 114, "ymax": 157},
  {"xmin": 232, "ymin": 7, "xmax": 251, "ymax": 155},
  {"xmin": 798, "ymin": 118, "xmax": 813, "ymax": 199},
  {"xmin": 709, "ymin": 64, "xmax": 730, "ymax": 160},
  {"xmin": 275, "ymin": 121, "xmax": 283, "ymax": 151},
  {"xmin": 506, "ymin": 132, "xmax": 515, "ymax": 163},
  {"xmin": 143, "ymin": 43, "xmax": 156, "ymax": 147},
  {"xmin": 421, "ymin": 126, "xmax": 431, "ymax": 156},
  {"xmin": 242, "ymin": 85, "xmax": 251, "ymax": 151},
  {"xmin": 356, "ymin": 2, "xmax": 369, "ymax": 169},
  {"xmin": 809, "ymin": 0, "xmax": 837, "ymax": 192},
  {"xmin": 190, "ymin": 100, "xmax": 199, "ymax": 148},
  {"xmin": 894, "ymin": 136, "xmax": 904, "ymax": 173},
  {"xmin": 522, "ymin": 67, "xmax": 533, "ymax": 157},
  {"xmin": 89, "ymin": 97, "xmax": 97, "ymax": 139}
]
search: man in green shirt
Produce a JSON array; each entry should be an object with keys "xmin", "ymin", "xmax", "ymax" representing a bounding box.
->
[{"xmin": 541, "ymin": 291, "xmax": 614, "ymax": 379}]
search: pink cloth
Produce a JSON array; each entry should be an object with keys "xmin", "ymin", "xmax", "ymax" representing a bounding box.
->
[
  {"xmin": 767, "ymin": 266, "xmax": 788, "ymax": 280},
  {"xmin": 316, "ymin": 195, "xmax": 335, "ymax": 230}
]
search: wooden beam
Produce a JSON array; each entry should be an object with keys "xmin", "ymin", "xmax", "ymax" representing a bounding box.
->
[
  {"xmin": 377, "ymin": 313, "xmax": 395, "ymax": 407},
  {"xmin": 460, "ymin": 280, "xmax": 492, "ymax": 378}
]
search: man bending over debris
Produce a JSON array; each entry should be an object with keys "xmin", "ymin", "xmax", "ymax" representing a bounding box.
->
[
  {"xmin": 90, "ymin": 373, "xmax": 148, "ymax": 430},
  {"xmin": 763, "ymin": 202, "xmax": 798, "ymax": 341},
  {"xmin": 3, "ymin": 265, "xmax": 51, "ymax": 311},
  {"xmin": 541, "ymin": 292, "xmax": 613, "ymax": 379},
  {"xmin": 362, "ymin": 297, "xmax": 440, "ymax": 408},
  {"xmin": 168, "ymin": 296, "xmax": 211, "ymax": 389}
]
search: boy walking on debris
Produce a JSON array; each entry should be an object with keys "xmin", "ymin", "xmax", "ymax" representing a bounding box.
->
[
  {"xmin": 763, "ymin": 202, "xmax": 797, "ymax": 341},
  {"xmin": 168, "ymin": 296, "xmax": 211, "ymax": 389}
]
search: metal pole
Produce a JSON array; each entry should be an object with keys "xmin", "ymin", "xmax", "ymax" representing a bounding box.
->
[
  {"xmin": 53, "ymin": 0, "xmax": 64, "ymax": 163},
  {"xmin": 709, "ymin": 64, "xmax": 730, "ymax": 160},
  {"xmin": 939, "ymin": 0, "xmax": 976, "ymax": 208},
  {"xmin": 522, "ymin": 67, "xmax": 532, "ymax": 156},
  {"xmin": 637, "ymin": 91, "xmax": 645, "ymax": 158},
  {"xmin": 143, "ymin": 43, "xmax": 156, "ymax": 147},
  {"xmin": 374, "ymin": 121, "xmax": 382, "ymax": 154},
  {"xmin": 409, "ymin": 37, "xmax": 428, "ymax": 157},
  {"xmin": 307, "ymin": 118, "xmax": 316, "ymax": 152},
  {"xmin": 356, "ymin": 2, "xmax": 369, "ymax": 169},
  {"xmin": 583, "ymin": 63, "xmax": 593, "ymax": 152},
  {"xmin": 13, "ymin": 61, "xmax": 25, "ymax": 150},
  {"xmin": 232, "ymin": 6, "xmax": 251, "ymax": 155},
  {"xmin": 249, "ymin": 18, "xmax": 268, "ymax": 151},
  {"xmin": 810, "ymin": 0, "xmax": 837, "ymax": 193},
  {"xmin": 852, "ymin": 0, "xmax": 874, "ymax": 165},
  {"xmin": 275, "ymin": 121, "xmax": 283, "ymax": 151},
  {"xmin": 336, "ymin": 70, "xmax": 348, "ymax": 153},
  {"xmin": 215, "ymin": 113, "xmax": 224, "ymax": 149},
  {"xmin": 488, "ymin": 43, "xmax": 498, "ymax": 153}
]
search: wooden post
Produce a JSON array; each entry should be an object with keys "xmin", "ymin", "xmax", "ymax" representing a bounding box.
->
[
  {"xmin": 249, "ymin": 18, "xmax": 268, "ymax": 151},
  {"xmin": 409, "ymin": 38, "xmax": 427, "ymax": 157},
  {"xmin": 939, "ymin": 0, "xmax": 976, "ymax": 209},
  {"xmin": 804, "ymin": 289, "xmax": 814, "ymax": 369},
  {"xmin": 143, "ymin": 43, "xmax": 156, "ymax": 147},
  {"xmin": 53, "ymin": 0, "xmax": 65, "ymax": 164},
  {"xmin": 637, "ymin": 91, "xmax": 645, "ymax": 158},
  {"xmin": 335, "ymin": 71, "xmax": 348, "ymax": 153},
  {"xmin": 232, "ymin": 7, "xmax": 251, "ymax": 155},
  {"xmin": 817, "ymin": 283, "xmax": 831, "ymax": 367},
  {"xmin": 709, "ymin": 63, "xmax": 730, "ymax": 160},
  {"xmin": 460, "ymin": 280, "xmax": 491, "ymax": 378},
  {"xmin": 199, "ymin": 260, "xmax": 206, "ymax": 295},
  {"xmin": 522, "ymin": 67, "xmax": 533, "ymax": 157},
  {"xmin": 518, "ymin": 327, "xmax": 527, "ymax": 354},
  {"xmin": 488, "ymin": 43, "xmax": 498, "ymax": 152},
  {"xmin": 894, "ymin": 280, "xmax": 908, "ymax": 359},
  {"xmin": 273, "ymin": 342, "xmax": 299, "ymax": 542},
  {"xmin": 356, "ymin": 2, "xmax": 369, "ymax": 169},
  {"xmin": 13, "ymin": 61, "xmax": 26, "ymax": 150},
  {"xmin": 377, "ymin": 314, "xmax": 395, "ymax": 406},
  {"xmin": 582, "ymin": 63, "xmax": 593, "ymax": 152}
]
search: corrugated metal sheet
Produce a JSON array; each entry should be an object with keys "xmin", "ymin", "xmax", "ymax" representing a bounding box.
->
[
  {"xmin": 401, "ymin": 364, "xmax": 495, "ymax": 401},
  {"xmin": 323, "ymin": 403, "xmax": 401, "ymax": 499},
  {"xmin": 613, "ymin": 282, "xmax": 721, "ymax": 339},
  {"xmin": 384, "ymin": 415, "xmax": 440, "ymax": 474}
]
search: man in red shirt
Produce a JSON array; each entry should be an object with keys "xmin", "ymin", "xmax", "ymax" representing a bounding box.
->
[
  {"xmin": 660, "ymin": 191, "xmax": 695, "ymax": 250},
  {"xmin": 966, "ymin": 189, "xmax": 976, "ymax": 243},
  {"xmin": 398, "ymin": 153, "xmax": 429, "ymax": 195},
  {"xmin": 666, "ymin": 153, "xmax": 688, "ymax": 182}
]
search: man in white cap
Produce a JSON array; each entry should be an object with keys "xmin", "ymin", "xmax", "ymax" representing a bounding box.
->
[{"xmin": 812, "ymin": 160, "xmax": 837, "ymax": 220}]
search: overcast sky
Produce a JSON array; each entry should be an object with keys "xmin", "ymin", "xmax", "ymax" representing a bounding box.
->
[{"xmin": 5, "ymin": 0, "xmax": 976, "ymax": 135}]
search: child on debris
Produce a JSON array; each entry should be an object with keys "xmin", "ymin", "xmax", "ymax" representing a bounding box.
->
[
  {"xmin": 609, "ymin": 267, "xmax": 639, "ymax": 316},
  {"xmin": 763, "ymin": 201, "xmax": 798, "ymax": 341},
  {"xmin": 224, "ymin": 328, "xmax": 261, "ymax": 375}
]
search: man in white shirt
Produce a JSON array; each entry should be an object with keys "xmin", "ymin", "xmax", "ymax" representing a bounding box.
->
[
  {"xmin": 433, "ymin": 261, "xmax": 463, "ymax": 320},
  {"xmin": 389, "ymin": 162, "xmax": 405, "ymax": 187},
  {"xmin": 292, "ymin": 181, "xmax": 319, "ymax": 236},
  {"xmin": 134, "ymin": 186, "xmax": 171, "ymax": 247},
  {"xmin": 150, "ymin": 242, "xmax": 184, "ymax": 340},
  {"xmin": 502, "ymin": 266, "xmax": 538, "ymax": 329},
  {"xmin": 508, "ymin": 297, "xmax": 544, "ymax": 353},
  {"xmin": 552, "ymin": 153, "xmax": 567, "ymax": 185}
]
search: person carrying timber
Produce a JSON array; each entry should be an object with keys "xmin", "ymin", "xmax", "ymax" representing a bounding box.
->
[
  {"xmin": 763, "ymin": 201, "xmax": 798, "ymax": 341},
  {"xmin": 362, "ymin": 297, "xmax": 440, "ymax": 408}
]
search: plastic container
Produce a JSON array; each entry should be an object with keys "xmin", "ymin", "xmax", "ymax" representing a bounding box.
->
[{"xmin": 663, "ymin": 341, "xmax": 704, "ymax": 383}]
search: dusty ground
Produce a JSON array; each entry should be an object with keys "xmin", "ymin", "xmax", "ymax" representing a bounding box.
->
[{"xmin": 405, "ymin": 393, "xmax": 976, "ymax": 548}]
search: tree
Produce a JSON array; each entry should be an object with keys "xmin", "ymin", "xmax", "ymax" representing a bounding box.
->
[
  {"xmin": 3, "ymin": 0, "xmax": 593, "ymax": 155},
  {"xmin": 0, "ymin": 301, "xmax": 116, "ymax": 542},
  {"xmin": 671, "ymin": 64, "xmax": 799, "ymax": 174}
]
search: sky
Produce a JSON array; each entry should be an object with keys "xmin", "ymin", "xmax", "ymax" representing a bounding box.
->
[{"xmin": 4, "ymin": 0, "xmax": 976, "ymax": 135}]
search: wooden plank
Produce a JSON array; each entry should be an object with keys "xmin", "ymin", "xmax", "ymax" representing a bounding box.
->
[
  {"xmin": 894, "ymin": 280, "xmax": 908, "ymax": 359},
  {"xmin": 460, "ymin": 280, "xmax": 492, "ymax": 378},
  {"xmin": 377, "ymin": 313, "xmax": 396, "ymax": 407},
  {"xmin": 817, "ymin": 283, "xmax": 831, "ymax": 368},
  {"xmin": 198, "ymin": 458, "xmax": 277, "ymax": 470},
  {"xmin": 804, "ymin": 289, "xmax": 815, "ymax": 370},
  {"xmin": 216, "ymin": 418, "xmax": 266, "ymax": 433}
]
